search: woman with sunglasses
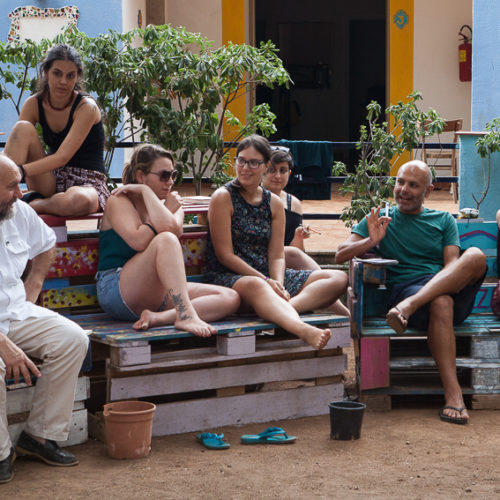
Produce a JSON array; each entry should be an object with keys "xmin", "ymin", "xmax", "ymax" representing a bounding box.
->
[
  {"xmin": 95, "ymin": 144, "xmax": 240, "ymax": 336},
  {"xmin": 204, "ymin": 135, "xmax": 348, "ymax": 350},
  {"xmin": 262, "ymin": 149, "xmax": 350, "ymax": 317}
]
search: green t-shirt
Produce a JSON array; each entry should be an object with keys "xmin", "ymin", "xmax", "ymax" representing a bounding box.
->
[{"xmin": 352, "ymin": 207, "xmax": 459, "ymax": 286}]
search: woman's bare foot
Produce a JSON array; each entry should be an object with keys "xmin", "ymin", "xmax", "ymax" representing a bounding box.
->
[
  {"xmin": 133, "ymin": 309, "xmax": 160, "ymax": 330},
  {"xmin": 301, "ymin": 326, "xmax": 331, "ymax": 350},
  {"xmin": 175, "ymin": 315, "xmax": 217, "ymax": 338}
]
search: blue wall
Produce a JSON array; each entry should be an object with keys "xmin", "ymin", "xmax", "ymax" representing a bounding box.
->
[
  {"xmin": 472, "ymin": 0, "xmax": 500, "ymax": 130},
  {"xmin": 458, "ymin": 133, "xmax": 500, "ymax": 220},
  {"xmin": 0, "ymin": 1, "xmax": 124, "ymax": 177}
]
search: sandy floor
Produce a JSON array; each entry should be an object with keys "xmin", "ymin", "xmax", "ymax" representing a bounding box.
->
[{"xmin": 3, "ymin": 409, "xmax": 499, "ymax": 499}]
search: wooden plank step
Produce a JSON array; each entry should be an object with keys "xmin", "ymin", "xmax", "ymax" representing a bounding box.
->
[
  {"xmin": 108, "ymin": 354, "xmax": 346, "ymax": 400},
  {"xmin": 150, "ymin": 383, "xmax": 344, "ymax": 435},
  {"xmin": 83, "ymin": 313, "xmax": 349, "ymax": 345},
  {"xmin": 107, "ymin": 330, "xmax": 350, "ymax": 370},
  {"xmin": 360, "ymin": 314, "xmax": 500, "ymax": 337},
  {"xmin": 390, "ymin": 356, "xmax": 500, "ymax": 369}
]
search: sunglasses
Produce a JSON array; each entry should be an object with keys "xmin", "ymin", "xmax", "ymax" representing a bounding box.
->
[
  {"xmin": 271, "ymin": 145, "xmax": 290, "ymax": 153},
  {"xmin": 234, "ymin": 156, "xmax": 266, "ymax": 169},
  {"xmin": 148, "ymin": 169, "xmax": 179, "ymax": 182}
]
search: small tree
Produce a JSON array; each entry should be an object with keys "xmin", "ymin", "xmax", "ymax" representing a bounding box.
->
[
  {"xmin": 134, "ymin": 26, "xmax": 291, "ymax": 194},
  {"xmin": 0, "ymin": 38, "xmax": 47, "ymax": 114},
  {"xmin": 472, "ymin": 118, "xmax": 500, "ymax": 212},
  {"xmin": 332, "ymin": 91, "xmax": 445, "ymax": 227}
]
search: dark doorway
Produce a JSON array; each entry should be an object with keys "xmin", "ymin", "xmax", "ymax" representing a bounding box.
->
[{"xmin": 255, "ymin": 0, "xmax": 386, "ymax": 151}]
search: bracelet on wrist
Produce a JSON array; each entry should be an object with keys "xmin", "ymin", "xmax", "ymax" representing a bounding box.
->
[{"xmin": 264, "ymin": 276, "xmax": 271, "ymax": 282}]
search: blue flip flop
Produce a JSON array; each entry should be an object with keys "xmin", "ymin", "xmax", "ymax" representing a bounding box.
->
[
  {"xmin": 240, "ymin": 427, "xmax": 296, "ymax": 444},
  {"xmin": 196, "ymin": 432, "xmax": 230, "ymax": 450}
]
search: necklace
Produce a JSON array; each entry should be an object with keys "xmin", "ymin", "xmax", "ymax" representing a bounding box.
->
[{"xmin": 47, "ymin": 91, "xmax": 74, "ymax": 111}]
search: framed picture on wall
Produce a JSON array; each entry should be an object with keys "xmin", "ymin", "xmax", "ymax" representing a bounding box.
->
[{"xmin": 8, "ymin": 6, "xmax": 79, "ymax": 43}]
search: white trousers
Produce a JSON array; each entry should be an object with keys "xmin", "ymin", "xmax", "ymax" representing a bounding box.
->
[{"xmin": 0, "ymin": 313, "xmax": 89, "ymax": 461}]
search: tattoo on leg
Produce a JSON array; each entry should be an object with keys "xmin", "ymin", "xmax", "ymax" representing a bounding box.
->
[{"xmin": 170, "ymin": 291, "xmax": 192, "ymax": 321}]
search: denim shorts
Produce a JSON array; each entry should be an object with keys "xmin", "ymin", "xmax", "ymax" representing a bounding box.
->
[
  {"xmin": 95, "ymin": 268, "xmax": 139, "ymax": 321},
  {"xmin": 387, "ymin": 272, "xmax": 485, "ymax": 330}
]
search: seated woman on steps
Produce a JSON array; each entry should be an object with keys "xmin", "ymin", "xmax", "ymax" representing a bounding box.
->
[
  {"xmin": 203, "ymin": 134, "xmax": 349, "ymax": 350},
  {"xmin": 95, "ymin": 144, "xmax": 240, "ymax": 336},
  {"xmin": 262, "ymin": 148, "xmax": 349, "ymax": 317},
  {"xmin": 3, "ymin": 44, "xmax": 109, "ymax": 216}
]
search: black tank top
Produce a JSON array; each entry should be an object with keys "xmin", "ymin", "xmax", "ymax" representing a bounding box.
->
[
  {"xmin": 284, "ymin": 192, "xmax": 303, "ymax": 246},
  {"xmin": 37, "ymin": 92, "xmax": 105, "ymax": 173}
]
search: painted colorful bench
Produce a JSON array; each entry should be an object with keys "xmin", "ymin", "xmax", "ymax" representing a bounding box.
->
[
  {"xmin": 348, "ymin": 219, "xmax": 500, "ymax": 410},
  {"xmin": 35, "ymin": 210, "xmax": 350, "ymax": 436}
]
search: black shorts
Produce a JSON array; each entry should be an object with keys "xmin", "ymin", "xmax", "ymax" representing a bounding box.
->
[{"xmin": 387, "ymin": 273, "xmax": 485, "ymax": 331}]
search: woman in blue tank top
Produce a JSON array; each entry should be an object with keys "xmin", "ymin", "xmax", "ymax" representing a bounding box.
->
[
  {"xmin": 4, "ymin": 44, "xmax": 109, "ymax": 216},
  {"xmin": 95, "ymin": 144, "xmax": 240, "ymax": 336}
]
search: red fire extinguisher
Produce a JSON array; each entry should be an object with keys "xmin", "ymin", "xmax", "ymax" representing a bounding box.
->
[{"xmin": 458, "ymin": 25, "xmax": 472, "ymax": 82}]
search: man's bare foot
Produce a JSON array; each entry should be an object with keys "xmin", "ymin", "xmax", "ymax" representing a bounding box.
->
[
  {"xmin": 301, "ymin": 326, "xmax": 331, "ymax": 350},
  {"xmin": 175, "ymin": 315, "xmax": 217, "ymax": 338},
  {"xmin": 386, "ymin": 305, "xmax": 408, "ymax": 335},
  {"xmin": 439, "ymin": 395, "xmax": 469, "ymax": 424}
]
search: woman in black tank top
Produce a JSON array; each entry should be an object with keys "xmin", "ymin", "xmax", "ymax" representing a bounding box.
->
[
  {"xmin": 3, "ymin": 44, "xmax": 109, "ymax": 216},
  {"xmin": 262, "ymin": 148, "xmax": 350, "ymax": 317}
]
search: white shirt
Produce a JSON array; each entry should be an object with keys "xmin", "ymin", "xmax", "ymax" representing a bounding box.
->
[{"xmin": 0, "ymin": 201, "xmax": 57, "ymax": 335}]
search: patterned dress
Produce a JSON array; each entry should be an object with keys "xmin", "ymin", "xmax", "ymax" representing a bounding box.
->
[{"xmin": 204, "ymin": 182, "xmax": 312, "ymax": 297}]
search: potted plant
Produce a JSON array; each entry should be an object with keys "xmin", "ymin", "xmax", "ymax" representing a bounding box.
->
[{"xmin": 332, "ymin": 91, "xmax": 445, "ymax": 227}]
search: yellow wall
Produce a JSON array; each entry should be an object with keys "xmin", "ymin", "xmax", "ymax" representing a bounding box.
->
[
  {"xmin": 389, "ymin": 0, "xmax": 414, "ymax": 173},
  {"xmin": 222, "ymin": 0, "xmax": 246, "ymax": 143}
]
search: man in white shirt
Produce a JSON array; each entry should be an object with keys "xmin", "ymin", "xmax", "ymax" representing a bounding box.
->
[{"xmin": 0, "ymin": 155, "xmax": 89, "ymax": 484}]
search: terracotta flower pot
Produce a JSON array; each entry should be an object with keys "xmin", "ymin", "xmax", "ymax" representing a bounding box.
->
[{"xmin": 103, "ymin": 400, "xmax": 156, "ymax": 459}]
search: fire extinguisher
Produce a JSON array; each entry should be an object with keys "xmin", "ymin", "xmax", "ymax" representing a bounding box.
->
[{"xmin": 458, "ymin": 25, "xmax": 472, "ymax": 82}]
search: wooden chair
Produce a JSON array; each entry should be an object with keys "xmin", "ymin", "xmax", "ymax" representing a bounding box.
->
[{"xmin": 423, "ymin": 119, "xmax": 462, "ymax": 202}]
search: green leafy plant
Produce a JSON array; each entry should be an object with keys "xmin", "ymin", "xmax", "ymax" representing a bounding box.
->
[
  {"xmin": 473, "ymin": 118, "xmax": 500, "ymax": 212},
  {"xmin": 0, "ymin": 39, "xmax": 46, "ymax": 114},
  {"xmin": 332, "ymin": 91, "xmax": 445, "ymax": 227},
  {"xmin": 1, "ymin": 26, "xmax": 291, "ymax": 194}
]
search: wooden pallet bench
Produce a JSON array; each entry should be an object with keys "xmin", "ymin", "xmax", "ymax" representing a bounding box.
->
[
  {"xmin": 348, "ymin": 219, "xmax": 500, "ymax": 410},
  {"xmin": 33, "ymin": 209, "xmax": 350, "ymax": 436}
]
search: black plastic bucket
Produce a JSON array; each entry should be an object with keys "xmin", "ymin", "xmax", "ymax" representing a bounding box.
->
[{"xmin": 328, "ymin": 401, "xmax": 366, "ymax": 440}]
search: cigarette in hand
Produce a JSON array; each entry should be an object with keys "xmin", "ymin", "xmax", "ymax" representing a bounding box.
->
[
  {"xmin": 385, "ymin": 202, "xmax": 389, "ymax": 217},
  {"xmin": 303, "ymin": 225, "xmax": 322, "ymax": 235}
]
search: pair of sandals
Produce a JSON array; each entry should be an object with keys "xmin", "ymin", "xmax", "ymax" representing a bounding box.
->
[{"xmin": 196, "ymin": 427, "xmax": 296, "ymax": 450}]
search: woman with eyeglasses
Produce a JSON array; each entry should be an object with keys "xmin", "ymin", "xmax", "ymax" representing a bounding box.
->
[
  {"xmin": 204, "ymin": 135, "xmax": 348, "ymax": 350},
  {"xmin": 95, "ymin": 144, "xmax": 240, "ymax": 336},
  {"xmin": 262, "ymin": 149, "xmax": 350, "ymax": 317}
]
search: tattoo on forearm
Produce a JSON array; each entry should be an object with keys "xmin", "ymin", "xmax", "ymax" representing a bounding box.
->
[{"xmin": 170, "ymin": 291, "xmax": 192, "ymax": 320}]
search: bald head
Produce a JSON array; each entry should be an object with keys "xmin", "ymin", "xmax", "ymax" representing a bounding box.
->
[
  {"xmin": 394, "ymin": 160, "xmax": 434, "ymax": 214},
  {"xmin": 397, "ymin": 160, "xmax": 433, "ymax": 187},
  {"xmin": 0, "ymin": 154, "xmax": 22, "ymax": 220}
]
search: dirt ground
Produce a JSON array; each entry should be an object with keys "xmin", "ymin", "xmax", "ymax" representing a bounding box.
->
[{"xmin": 1, "ymin": 408, "xmax": 499, "ymax": 499}]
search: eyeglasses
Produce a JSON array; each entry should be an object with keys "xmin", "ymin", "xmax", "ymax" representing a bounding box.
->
[
  {"xmin": 234, "ymin": 156, "xmax": 266, "ymax": 169},
  {"xmin": 148, "ymin": 169, "xmax": 178, "ymax": 182}
]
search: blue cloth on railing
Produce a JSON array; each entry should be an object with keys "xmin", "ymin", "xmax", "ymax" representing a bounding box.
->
[
  {"xmin": 276, "ymin": 140, "xmax": 333, "ymax": 200},
  {"xmin": 277, "ymin": 139, "xmax": 333, "ymax": 170}
]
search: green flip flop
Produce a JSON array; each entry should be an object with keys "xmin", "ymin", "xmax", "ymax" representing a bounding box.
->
[
  {"xmin": 196, "ymin": 432, "xmax": 230, "ymax": 450},
  {"xmin": 240, "ymin": 427, "xmax": 296, "ymax": 444}
]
